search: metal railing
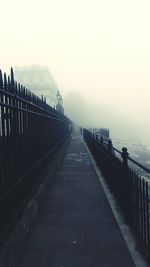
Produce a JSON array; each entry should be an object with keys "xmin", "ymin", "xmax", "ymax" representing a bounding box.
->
[
  {"xmin": 0, "ymin": 68, "xmax": 71, "ymax": 244},
  {"xmin": 83, "ymin": 128, "xmax": 150, "ymax": 262}
]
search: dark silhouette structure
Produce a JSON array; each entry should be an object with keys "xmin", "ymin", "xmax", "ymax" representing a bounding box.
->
[
  {"xmin": 83, "ymin": 129, "xmax": 150, "ymax": 262},
  {"xmin": 0, "ymin": 68, "xmax": 71, "ymax": 244},
  {"xmin": 14, "ymin": 65, "xmax": 58, "ymax": 107}
]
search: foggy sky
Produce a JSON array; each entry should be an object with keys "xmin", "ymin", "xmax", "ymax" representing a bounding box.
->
[{"xmin": 0, "ymin": 0, "xmax": 150, "ymax": 146}]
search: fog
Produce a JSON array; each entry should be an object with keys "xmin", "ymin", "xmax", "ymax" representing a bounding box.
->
[
  {"xmin": 0, "ymin": 0, "xmax": 150, "ymax": 147},
  {"xmin": 64, "ymin": 91, "xmax": 143, "ymax": 143}
]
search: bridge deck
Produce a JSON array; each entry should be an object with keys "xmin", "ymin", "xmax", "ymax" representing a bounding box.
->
[{"xmin": 17, "ymin": 134, "xmax": 135, "ymax": 267}]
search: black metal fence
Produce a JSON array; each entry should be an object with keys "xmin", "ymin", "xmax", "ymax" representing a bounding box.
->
[
  {"xmin": 0, "ymin": 68, "xmax": 71, "ymax": 244},
  {"xmin": 83, "ymin": 129, "xmax": 150, "ymax": 262}
]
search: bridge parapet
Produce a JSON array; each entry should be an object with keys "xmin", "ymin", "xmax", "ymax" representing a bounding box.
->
[
  {"xmin": 83, "ymin": 128, "xmax": 150, "ymax": 263},
  {"xmin": 0, "ymin": 68, "xmax": 71, "ymax": 244}
]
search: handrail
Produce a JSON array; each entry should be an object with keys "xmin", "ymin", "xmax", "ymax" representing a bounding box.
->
[
  {"xmin": 112, "ymin": 144, "xmax": 150, "ymax": 173},
  {"xmin": 0, "ymin": 88, "xmax": 64, "ymax": 121},
  {"xmin": 127, "ymin": 156, "xmax": 150, "ymax": 173},
  {"xmin": 83, "ymin": 128, "xmax": 150, "ymax": 261},
  {"xmin": 95, "ymin": 134, "xmax": 150, "ymax": 174}
]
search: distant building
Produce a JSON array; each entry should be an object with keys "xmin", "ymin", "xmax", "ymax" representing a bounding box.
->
[
  {"xmin": 90, "ymin": 128, "xmax": 110, "ymax": 139},
  {"xmin": 99, "ymin": 128, "xmax": 109, "ymax": 139},
  {"xmin": 14, "ymin": 65, "xmax": 58, "ymax": 107}
]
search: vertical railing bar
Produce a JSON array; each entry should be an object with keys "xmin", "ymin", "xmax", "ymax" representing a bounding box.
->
[
  {"xmin": 136, "ymin": 174, "xmax": 140, "ymax": 243},
  {"xmin": 1, "ymin": 90, "xmax": 7, "ymax": 227},
  {"xmin": 143, "ymin": 179, "xmax": 147, "ymax": 253},
  {"xmin": 146, "ymin": 182, "xmax": 150, "ymax": 258}
]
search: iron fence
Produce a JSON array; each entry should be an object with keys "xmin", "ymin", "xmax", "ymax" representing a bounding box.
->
[
  {"xmin": 0, "ymin": 68, "xmax": 71, "ymax": 244},
  {"xmin": 83, "ymin": 128, "xmax": 150, "ymax": 262}
]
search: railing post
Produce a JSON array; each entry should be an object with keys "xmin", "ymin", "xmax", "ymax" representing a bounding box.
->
[
  {"xmin": 108, "ymin": 139, "xmax": 112, "ymax": 154},
  {"xmin": 80, "ymin": 127, "xmax": 82, "ymax": 136},
  {"xmin": 121, "ymin": 147, "xmax": 128, "ymax": 169},
  {"xmin": 100, "ymin": 136, "xmax": 103, "ymax": 146}
]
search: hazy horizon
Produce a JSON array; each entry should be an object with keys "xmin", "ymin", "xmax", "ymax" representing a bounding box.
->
[{"xmin": 0, "ymin": 0, "xmax": 150, "ymax": 146}]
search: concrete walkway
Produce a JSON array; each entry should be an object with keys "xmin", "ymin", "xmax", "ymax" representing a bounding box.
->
[{"xmin": 17, "ymin": 135, "xmax": 136, "ymax": 267}]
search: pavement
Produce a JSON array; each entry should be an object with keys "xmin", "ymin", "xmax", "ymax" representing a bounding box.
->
[{"xmin": 17, "ymin": 134, "xmax": 136, "ymax": 267}]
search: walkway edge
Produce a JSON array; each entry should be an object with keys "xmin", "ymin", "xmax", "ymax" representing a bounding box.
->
[
  {"xmin": 0, "ymin": 137, "xmax": 71, "ymax": 267},
  {"xmin": 84, "ymin": 141, "xmax": 148, "ymax": 267}
]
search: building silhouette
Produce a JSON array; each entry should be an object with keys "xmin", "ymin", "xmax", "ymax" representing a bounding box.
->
[{"xmin": 14, "ymin": 65, "xmax": 58, "ymax": 107}]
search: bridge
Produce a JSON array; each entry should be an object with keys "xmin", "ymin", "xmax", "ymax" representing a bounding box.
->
[{"xmin": 0, "ymin": 68, "xmax": 149, "ymax": 267}]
